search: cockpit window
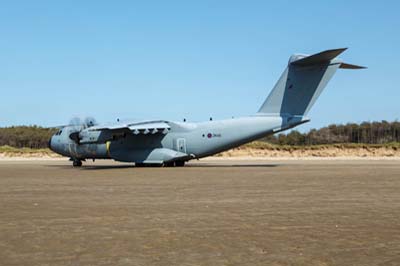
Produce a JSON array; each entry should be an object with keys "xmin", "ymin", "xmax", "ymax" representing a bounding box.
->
[{"xmin": 56, "ymin": 130, "xmax": 62, "ymax": 135}]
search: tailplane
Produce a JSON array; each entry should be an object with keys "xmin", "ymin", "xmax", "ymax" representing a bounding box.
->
[{"xmin": 258, "ymin": 48, "xmax": 365, "ymax": 116}]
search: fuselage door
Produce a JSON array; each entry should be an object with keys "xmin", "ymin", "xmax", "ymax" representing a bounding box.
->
[{"xmin": 175, "ymin": 138, "xmax": 187, "ymax": 153}]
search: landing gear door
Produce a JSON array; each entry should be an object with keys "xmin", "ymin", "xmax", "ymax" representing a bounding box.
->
[
  {"xmin": 175, "ymin": 138, "xmax": 187, "ymax": 154},
  {"xmin": 68, "ymin": 143, "xmax": 78, "ymax": 158}
]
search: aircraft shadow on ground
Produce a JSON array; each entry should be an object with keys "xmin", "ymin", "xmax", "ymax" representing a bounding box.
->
[
  {"xmin": 45, "ymin": 164, "xmax": 134, "ymax": 170},
  {"xmin": 187, "ymin": 164, "xmax": 278, "ymax": 168},
  {"xmin": 45, "ymin": 163, "xmax": 278, "ymax": 170},
  {"xmin": 81, "ymin": 165, "xmax": 135, "ymax": 170}
]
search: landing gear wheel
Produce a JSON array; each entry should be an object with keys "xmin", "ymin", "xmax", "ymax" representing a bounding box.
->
[
  {"xmin": 175, "ymin": 161, "xmax": 185, "ymax": 167},
  {"xmin": 164, "ymin": 162, "xmax": 175, "ymax": 167},
  {"xmin": 72, "ymin": 160, "xmax": 82, "ymax": 167}
]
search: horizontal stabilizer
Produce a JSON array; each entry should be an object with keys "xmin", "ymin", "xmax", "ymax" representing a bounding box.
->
[
  {"xmin": 339, "ymin": 62, "xmax": 367, "ymax": 69},
  {"xmin": 291, "ymin": 48, "xmax": 347, "ymax": 66}
]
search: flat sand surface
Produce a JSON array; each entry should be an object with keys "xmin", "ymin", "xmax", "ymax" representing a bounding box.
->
[{"xmin": 1, "ymin": 159, "xmax": 400, "ymax": 266}]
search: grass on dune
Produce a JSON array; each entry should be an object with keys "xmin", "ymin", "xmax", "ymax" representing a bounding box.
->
[
  {"xmin": 240, "ymin": 142, "xmax": 400, "ymax": 151},
  {"xmin": 0, "ymin": 145, "xmax": 54, "ymax": 155}
]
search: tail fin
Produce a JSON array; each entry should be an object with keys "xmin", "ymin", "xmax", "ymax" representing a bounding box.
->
[{"xmin": 258, "ymin": 48, "xmax": 365, "ymax": 116}]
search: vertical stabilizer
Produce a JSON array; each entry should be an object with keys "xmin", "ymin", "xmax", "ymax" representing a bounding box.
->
[{"xmin": 258, "ymin": 48, "xmax": 365, "ymax": 116}]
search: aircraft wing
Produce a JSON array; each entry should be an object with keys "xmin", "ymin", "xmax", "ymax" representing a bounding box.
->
[
  {"xmin": 76, "ymin": 120, "xmax": 172, "ymax": 144},
  {"xmin": 88, "ymin": 120, "xmax": 171, "ymax": 135}
]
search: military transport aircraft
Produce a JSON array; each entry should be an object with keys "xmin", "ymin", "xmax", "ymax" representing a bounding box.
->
[{"xmin": 49, "ymin": 48, "xmax": 365, "ymax": 167}]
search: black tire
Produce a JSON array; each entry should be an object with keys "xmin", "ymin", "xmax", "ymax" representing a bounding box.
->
[
  {"xmin": 73, "ymin": 160, "xmax": 82, "ymax": 167},
  {"xmin": 135, "ymin": 163, "xmax": 145, "ymax": 167},
  {"xmin": 164, "ymin": 162, "xmax": 175, "ymax": 167},
  {"xmin": 175, "ymin": 161, "xmax": 185, "ymax": 167}
]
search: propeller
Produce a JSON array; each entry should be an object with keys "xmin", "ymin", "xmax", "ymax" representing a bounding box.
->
[
  {"xmin": 69, "ymin": 116, "xmax": 97, "ymax": 129},
  {"xmin": 83, "ymin": 117, "xmax": 97, "ymax": 128},
  {"xmin": 67, "ymin": 116, "xmax": 98, "ymax": 144}
]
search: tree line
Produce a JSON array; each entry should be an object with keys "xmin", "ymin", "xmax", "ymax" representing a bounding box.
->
[
  {"xmin": 0, "ymin": 121, "xmax": 400, "ymax": 149},
  {"xmin": 262, "ymin": 121, "xmax": 400, "ymax": 145},
  {"xmin": 0, "ymin": 126, "xmax": 56, "ymax": 149}
]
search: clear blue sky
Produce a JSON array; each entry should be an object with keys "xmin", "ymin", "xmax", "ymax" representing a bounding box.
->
[{"xmin": 1, "ymin": 1, "xmax": 399, "ymax": 131}]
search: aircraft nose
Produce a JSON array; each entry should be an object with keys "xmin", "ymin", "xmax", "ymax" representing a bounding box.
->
[{"xmin": 48, "ymin": 136, "xmax": 54, "ymax": 152}]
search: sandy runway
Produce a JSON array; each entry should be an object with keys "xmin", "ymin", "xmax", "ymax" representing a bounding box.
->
[{"xmin": 0, "ymin": 159, "xmax": 399, "ymax": 266}]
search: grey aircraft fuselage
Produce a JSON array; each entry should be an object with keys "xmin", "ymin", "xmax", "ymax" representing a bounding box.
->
[
  {"xmin": 50, "ymin": 115, "xmax": 305, "ymax": 164},
  {"xmin": 49, "ymin": 48, "xmax": 364, "ymax": 167}
]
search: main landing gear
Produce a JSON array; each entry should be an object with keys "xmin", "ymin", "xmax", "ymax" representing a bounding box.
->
[
  {"xmin": 164, "ymin": 161, "xmax": 185, "ymax": 167},
  {"xmin": 70, "ymin": 159, "xmax": 185, "ymax": 168},
  {"xmin": 135, "ymin": 161, "xmax": 186, "ymax": 167},
  {"xmin": 175, "ymin": 161, "xmax": 185, "ymax": 167}
]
